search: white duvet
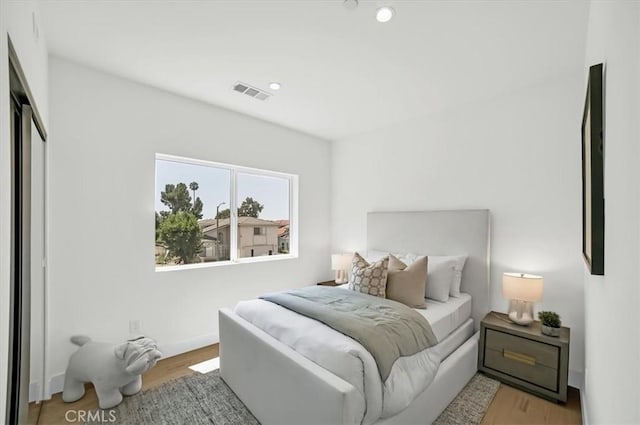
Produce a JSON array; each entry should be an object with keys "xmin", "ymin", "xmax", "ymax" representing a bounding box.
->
[{"xmin": 235, "ymin": 294, "xmax": 441, "ymax": 425}]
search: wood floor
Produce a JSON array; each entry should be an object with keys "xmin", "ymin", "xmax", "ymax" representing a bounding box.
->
[
  {"xmin": 481, "ymin": 384, "xmax": 582, "ymax": 425},
  {"xmin": 30, "ymin": 343, "xmax": 581, "ymax": 425}
]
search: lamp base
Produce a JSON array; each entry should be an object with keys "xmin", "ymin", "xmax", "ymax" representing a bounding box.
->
[
  {"xmin": 508, "ymin": 300, "xmax": 535, "ymax": 325},
  {"xmin": 334, "ymin": 270, "xmax": 348, "ymax": 285}
]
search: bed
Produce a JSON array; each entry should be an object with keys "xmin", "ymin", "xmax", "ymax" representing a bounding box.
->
[{"xmin": 219, "ymin": 209, "xmax": 491, "ymax": 425}]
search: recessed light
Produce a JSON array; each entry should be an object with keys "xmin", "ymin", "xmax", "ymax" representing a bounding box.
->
[
  {"xmin": 269, "ymin": 82, "xmax": 281, "ymax": 91},
  {"xmin": 376, "ymin": 6, "xmax": 395, "ymax": 23}
]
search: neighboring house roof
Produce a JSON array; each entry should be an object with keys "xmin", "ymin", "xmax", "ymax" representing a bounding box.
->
[
  {"xmin": 199, "ymin": 219, "xmax": 218, "ymax": 229},
  {"xmin": 202, "ymin": 218, "xmax": 231, "ymax": 233},
  {"xmin": 238, "ymin": 217, "xmax": 281, "ymax": 226},
  {"xmin": 278, "ymin": 224, "xmax": 290, "ymax": 238},
  {"xmin": 273, "ymin": 219, "xmax": 290, "ymax": 227},
  {"xmin": 201, "ymin": 216, "xmax": 281, "ymax": 233}
]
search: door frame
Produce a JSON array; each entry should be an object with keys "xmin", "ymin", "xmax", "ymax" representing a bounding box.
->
[
  {"xmin": 6, "ymin": 35, "xmax": 48, "ymax": 424},
  {"xmin": 6, "ymin": 96, "xmax": 32, "ymax": 425}
]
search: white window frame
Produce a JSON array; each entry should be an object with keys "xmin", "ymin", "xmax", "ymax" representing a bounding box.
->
[{"xmin": 155, "ymin": 153, "xmax": 299, "ymax": 272}]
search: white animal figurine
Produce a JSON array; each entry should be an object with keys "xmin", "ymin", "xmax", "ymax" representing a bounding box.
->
[{"xmin": 63, "ymin": 335, "xmax": 162, "ymax": 409}]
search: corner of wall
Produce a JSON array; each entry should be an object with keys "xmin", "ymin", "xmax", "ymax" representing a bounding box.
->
[
  {"xmin": 581, "ymin": 367, "xmax": 590, "ymax": 425},
  {"xmin": 582, "ymin": 0, "xmax": 640, "ymax": 423}
]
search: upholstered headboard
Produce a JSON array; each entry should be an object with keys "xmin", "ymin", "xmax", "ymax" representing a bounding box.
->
[{"xmin": 367, "ymin": 210, "xmax": 491, "ymax": 331}]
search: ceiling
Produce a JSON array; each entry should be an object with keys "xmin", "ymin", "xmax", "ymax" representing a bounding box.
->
[{"xmin": 39, "ymin": 0, "xmax": 589, "ymax": 141}]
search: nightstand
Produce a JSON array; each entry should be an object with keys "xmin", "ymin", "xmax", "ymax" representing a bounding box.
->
[
  {"xmin": 317, "ymin": 280, "xmax": 340, "ymax": 286},
  {"xmin": 478, "ymin": 311, "xmax": 570, "ymax": 403}
]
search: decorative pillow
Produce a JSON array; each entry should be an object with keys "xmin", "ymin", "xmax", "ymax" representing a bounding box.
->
[
  {"xmin": 367, "ymin": 251, "xmax": 467, "ymax": 299},
  {"xmin": 386, "ymin": 254, "xmax": 427, "ymax": 309},
  {"xmin": 348, "ymin": 252, "xmax": 389, "ymax": 298},
  {"xmin": 425, "ymin": 256, "xmax": 458, "ymax": 302}
]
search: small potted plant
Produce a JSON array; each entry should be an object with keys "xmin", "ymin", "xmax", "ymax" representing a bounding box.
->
[{"xmin": 538, "ymin": 311, "xmax": 561, "ymax": 337}]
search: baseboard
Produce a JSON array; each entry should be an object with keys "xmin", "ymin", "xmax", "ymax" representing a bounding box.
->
[
  {"xmin": 568, "ymin": 369, "xmax": 588, "ymax": 425},
  {"xmin": 47, "ymin": 372, "xmax": 65, "ymax": 397},
  {"xmin": 569, "ymin": 370, "xmax": 584, "ymax": 390},
  {"xmin": 580, "ymin": 386, "xmax": 589, "ymax": 425},
  {"xmin": 46, "ymin": 332, "xmax": 220, "ymax": 396},
  {"xmin": 29, "ymin": 381, "xmax": 42, "ymax": 402},
  {"xmin": 158, "ymin": 332, "xmax": 219, "ymax": 359}
]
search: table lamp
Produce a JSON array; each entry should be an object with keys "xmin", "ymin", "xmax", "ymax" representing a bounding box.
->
[
  {"xmin": 331, "ymin": 254, "xmax": 352, "ymax": 284},
  {"xmin": 502, "ymin": 272, "xmax": 544, "ymax": 325}
]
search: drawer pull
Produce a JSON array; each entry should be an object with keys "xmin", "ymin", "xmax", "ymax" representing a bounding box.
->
[{"xmin": 503, "ymin": 349, "xmax": 536, "ymax": 366}]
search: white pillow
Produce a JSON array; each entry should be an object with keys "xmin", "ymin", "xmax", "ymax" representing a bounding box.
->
[
  {"xmin": 368, "ymin": 250, "xmax": 418, "ymax": 266},
  {"xmin": 366, "ymin": 249, "xmax": 389, "ymax": 263},
  {"xmin": 450, "ymin": 256, "xmax": 467, "ymax": 297},
  {"xmin": 396, "ymin": 252, "xmax": 418, "ymax": 266},
  {"xmin": 425, "ymin": 255, "xmax": 467, "ymax": 298},
  {"xmin": 368, "ymin": 251, "xmax": 466, "ymax": 300},
  {"xmin": 425, "ymin": 256, "xmax": 457, "ymax": 302}
]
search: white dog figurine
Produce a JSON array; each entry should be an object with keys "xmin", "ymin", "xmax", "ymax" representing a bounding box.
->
[{"xmin": 63, "ymin": 335, "xmax": 162, "ymax": 409}]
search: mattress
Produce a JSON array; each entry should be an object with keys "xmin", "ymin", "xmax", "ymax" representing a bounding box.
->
[
  {"xmin": 418, "ymin": 292, "xmax": 472, "ymax": 342},
  {"xmin": 433, "ymin": 318, "xmax": 474, "ymax": 361}
]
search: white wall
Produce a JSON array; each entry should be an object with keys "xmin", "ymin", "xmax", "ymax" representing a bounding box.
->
[
  {"xmin": 582, "ymin": 1, "xmax": 640, "ymax": 423},
  {"xmin": 6, "ymin": 0, "xmax": 49, "ymax": 125},
  {"xmin": 0, "ymin": 0, "xmax": 49, "ymax": 416},
  {"xmin": 331, "ymin": 73, "xmax": 586, "ymax": 382},
  {"xmin": 46, "ymin": 57, "xmax": 331, "ymax": 388}
]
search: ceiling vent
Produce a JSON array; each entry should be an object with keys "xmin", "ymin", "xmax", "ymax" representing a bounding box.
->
[{"xmin": 233, "ymin": 82, "xmax": 271, "ymax": 101}]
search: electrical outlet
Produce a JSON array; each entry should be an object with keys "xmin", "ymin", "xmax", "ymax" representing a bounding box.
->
[{"xmin": 129, "ymin": 320, "xmax": 141, "ymax": 335}]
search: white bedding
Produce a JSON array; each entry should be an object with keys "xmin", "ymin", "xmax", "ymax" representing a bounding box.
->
[
  {"xmin": 433, "ymin": 318, "xmax": 474, "ymax": 361},
  {"xmin": 420, "ymin": 293, "xmax": 472, "ymax": 342},
  {"xmin": 235, "ymin": 298, "xmax": 379, "ymax": 424},
  {"xmin": 234, "ymin": 290, "xmax": 472, "ymax": 425}
]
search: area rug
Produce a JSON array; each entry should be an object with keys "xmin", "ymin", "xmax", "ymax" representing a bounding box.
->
[
  {"xmin": 433, "ymin": 373, "xmax": 501, "ymax": 425},
  {"xmin": 89, "ymin": 370, "xmax": 499, "ymax": 425}
]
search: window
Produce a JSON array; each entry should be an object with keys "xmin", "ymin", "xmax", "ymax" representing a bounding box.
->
[
  {"xmin": 155, "ymin": 154, "xmax": 297, "ymax": 270},
  {"xmin": 237, "ymin": 172, "xmax": 290, "ymax": 259}
]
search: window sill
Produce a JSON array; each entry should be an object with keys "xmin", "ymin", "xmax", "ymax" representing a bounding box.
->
[{"xmin": 155, "ymin": 253, "xmax": 298, "ymax": 272}]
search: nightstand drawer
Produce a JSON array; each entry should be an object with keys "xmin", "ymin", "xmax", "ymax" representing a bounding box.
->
[
  {"xmin": 485, "ymin": 329, "xmax": 559, "ymax": 369},
  {"xmin": 484, "ymin": 348, "xmax": 558, "ymax": 392}
]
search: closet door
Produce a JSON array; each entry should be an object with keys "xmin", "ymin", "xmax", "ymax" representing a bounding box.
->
[{"xmin": 7, "ymin": 101, "xmax": 32, "ymax": 425}]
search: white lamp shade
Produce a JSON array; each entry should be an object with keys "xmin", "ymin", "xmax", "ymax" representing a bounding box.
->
[
  {"xmin": 331, "ymin": 254, "xmax": 353, "ymax": 271},
  {"xmin": 502, "ymin": 272, "xmax": 544, "ymax": 302}
]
